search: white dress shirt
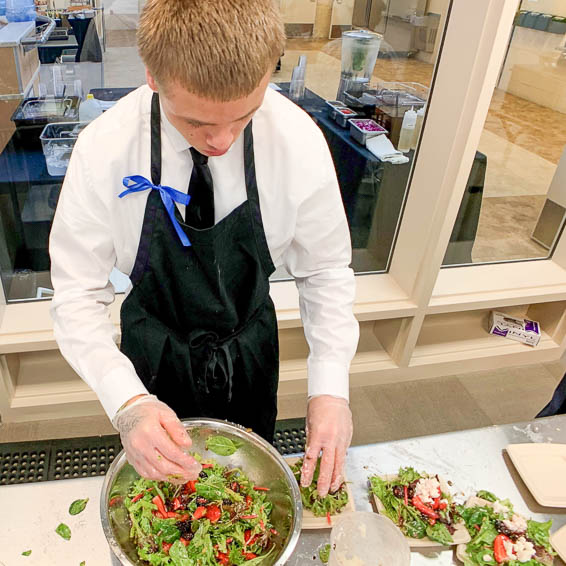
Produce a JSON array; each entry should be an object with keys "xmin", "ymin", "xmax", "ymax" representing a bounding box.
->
[{"xmin": 50, "ymin": 85, "xmax": 359, "ymax": 420}]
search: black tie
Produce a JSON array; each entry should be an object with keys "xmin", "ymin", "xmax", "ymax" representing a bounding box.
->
[{"xmin": 186, "ymin": 147, "xmax": 214, "ymax": 228}]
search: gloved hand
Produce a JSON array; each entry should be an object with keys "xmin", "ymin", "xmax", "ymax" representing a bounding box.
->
[
  {"xmin": 112, "ymin": 394, "xmax": 202, "ymax": 483},
  {"xmin": 300, "ymin": 395, "xmax": 353, "ymax": 498}
]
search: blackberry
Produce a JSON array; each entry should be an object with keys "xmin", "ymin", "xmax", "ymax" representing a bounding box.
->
[
  {"xmin": 199, "ymin": 471, "xmax": 208, "ymax": 479},
  {"xmin": 392, "ymin": 486, "xmax": 404, "ymax": 499},
  {"xmin": 176, "ymin": 521, "xmax": 194, "ymax": 539}
]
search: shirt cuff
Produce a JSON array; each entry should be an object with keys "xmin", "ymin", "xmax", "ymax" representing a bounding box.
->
[
  {"xmin": 307, "ymin": 359, "xmax": 350, "ymax": 402},
  {"xmin": 95, "ymin": 366, "xmax": 149, "ymax": 421}
]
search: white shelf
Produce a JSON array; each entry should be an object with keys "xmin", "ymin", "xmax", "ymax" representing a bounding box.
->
[{"xmin": 411, "ymin": 305, "xmax": 564, "ymax": 367}]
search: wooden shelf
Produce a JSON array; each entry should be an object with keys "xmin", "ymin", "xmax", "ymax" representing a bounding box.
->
[
  {"xmin": 411, "ymin": 303, "xmax": 566, "ymax": 367},
  {"xmin": 278, "ymin": 320, "xmax": 399, "ymax": 394}
]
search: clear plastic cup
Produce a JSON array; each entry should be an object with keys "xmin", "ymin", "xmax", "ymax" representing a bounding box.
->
[{"xmin": 328, "ymin": 512, "xmax": 411, "ymax": 566}]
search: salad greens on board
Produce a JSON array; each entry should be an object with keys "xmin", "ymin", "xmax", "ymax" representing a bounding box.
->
[
  {"xmin": 457, "ymin": 492, "xmax": 554, "ymax": 565},
  {"xmin": 289, "ymin": 458, "xmax": 349, "ymax": 524},
  {"xmin": 369, "ymin": 466, "xmax": 461, "ymax": 545}
]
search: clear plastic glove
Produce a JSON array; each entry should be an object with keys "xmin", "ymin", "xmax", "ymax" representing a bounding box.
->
[
  {"xmin": 112, "ymin": 394, "xmax": 201, "ymax": 483},
  {"xmin": 300, "ymin": 395, "xmax": 353, "ymax": 498}
]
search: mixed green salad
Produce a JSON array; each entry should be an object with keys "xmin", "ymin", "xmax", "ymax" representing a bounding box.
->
[
  {"xmin": 458, "ymin": 491, "xmax": 554, "ymax": 565},
  {"xmin": 369, "ymin": 467, "xmax": 461, "ymax": 545},
  {"xmin": 117, "ymin": 456, "xmax": 278, "ymax": 566},
  {"xmin": 290, "ymin": 458, "xmax": 349, "ymax": 524}
]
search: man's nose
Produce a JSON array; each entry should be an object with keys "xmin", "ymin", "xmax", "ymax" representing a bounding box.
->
[{"xmin": 206, "ymin": 127, "xmax": 235, "ymax": 153}]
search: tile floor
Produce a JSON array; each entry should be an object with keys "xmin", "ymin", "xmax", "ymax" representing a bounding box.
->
[{"xmin": 1, "ymin": 359, "xmax": 563, "ymax": 447}]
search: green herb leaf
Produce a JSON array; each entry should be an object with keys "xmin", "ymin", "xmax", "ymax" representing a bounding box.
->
[
  {"xmin": 80, "ymin": 562, "xmax": 85, "ymax": 566},
  {"xmin": 22, "ymin": 550, "xmax": 32, "ymax": 556},
  {"xmin": 425, "ymin": 522, "xmax": 453, "ymax": 545},
  {"xmin": 169, "ymin": 539, "xmax": 191, "ymax": 566},
  {"xmin": 476, "ymin": 490, "xmax": 498, "ymax": 502},
  {"xmin": 55, "ymin": 523, "xmax": 71, "ymax": 540},
  {"xmin": 206, "ymin": 435, "xmax": 243, "ymax": 456},
  {"xmin": 319, "ymin": 543, "xmax": 331, "ymax": 563},
  {"xmin": 69, "ymin": 498, "xmax": 89, "ymax": 515},
  {"xmin": 398, "ymin": 467, "xmax": 421, "ymax": 485},
  {"xmin": 527, "ymin": 519, "xmax": 553, "ymax": 553},
  {"xmin": 195, "ymin": 476, "xmax": 226, "ymax": 501}
]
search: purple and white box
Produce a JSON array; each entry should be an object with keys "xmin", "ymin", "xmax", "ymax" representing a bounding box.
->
[{"xmin": 488, "ymin": 311, "xmax": 541, "ymax": 346}]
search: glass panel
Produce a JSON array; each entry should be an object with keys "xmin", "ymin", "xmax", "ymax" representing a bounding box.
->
[
  {"xmin": 443, "ymin": 2, "xmax": 566, "ymax": 267},
  {"xmin": 0, "ymin": 0, "xmax": 451, "ymax": 302}
]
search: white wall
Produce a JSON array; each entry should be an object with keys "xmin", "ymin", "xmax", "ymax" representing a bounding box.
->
[{"xmin": 520, "ymin": 0, "xmax": 566, "ymax": 18}]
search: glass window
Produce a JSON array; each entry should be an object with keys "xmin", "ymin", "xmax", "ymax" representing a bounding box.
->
[
  {"xmin": 443, "ymin": 1, "xmax": 566, "ymax": 267},
  {"xmin": 0, "ymin": 0, "xmax": 451, "ymax": 302}
]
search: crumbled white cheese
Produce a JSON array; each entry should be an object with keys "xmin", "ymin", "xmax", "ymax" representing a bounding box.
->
[
  {"xmin": 502, "ymin": 514, "xmax": 528, "ymax": 533},
  {"xmin": 502, "ymin": 537, "xmax": 516, "ymax": 561},
  {"xmin": 482, "ymin": 555, "xmax": 493, "ymax": 562},
  {"xmin": 414, "ymin": 477, "xmax": 441, "ymax": 504},
  {"xmin": 493, "ymin": 500, "xmax": 511, "ymax": 516},
  {"xmin": 513, "ymin": 537, "xmax": 536, "ymax": 562}
]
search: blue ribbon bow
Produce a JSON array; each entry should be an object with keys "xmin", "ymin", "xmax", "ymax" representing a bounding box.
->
[{"xmin": 119, "ymin": 175, "xmax": 191, "ymax": 247}]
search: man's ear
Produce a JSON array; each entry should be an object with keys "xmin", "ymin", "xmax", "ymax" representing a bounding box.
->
[{"xmin": 146, "ymin": 68, "xmax": 158, "ymax": 92}]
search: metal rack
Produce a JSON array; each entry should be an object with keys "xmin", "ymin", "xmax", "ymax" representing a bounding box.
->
[{"xmin": 20, "ymin": 15, "xmax": 56, "ymax": 52}]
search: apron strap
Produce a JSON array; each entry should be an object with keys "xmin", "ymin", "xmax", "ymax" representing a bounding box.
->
[
  {"xmin": 151, "ymin": 92, "xmax": 162, "ymax": 186},
  {"xmin": 243, "ymin": 123, "xmax": 276, "ymax": 276}
]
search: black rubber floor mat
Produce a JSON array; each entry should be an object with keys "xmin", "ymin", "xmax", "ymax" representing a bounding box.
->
[
  {"xmin": 0, "ymin": 418, "xmax": 306, "ymax": 485},
  {"xmin": 273, "ymin": 418, "xmax": 306, "ymax": 455}
]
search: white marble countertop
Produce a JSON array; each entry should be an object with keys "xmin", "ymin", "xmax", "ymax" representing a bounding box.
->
[{"xmin": 1, "ymin": 415, "xmax": 565, "ymax": 565}]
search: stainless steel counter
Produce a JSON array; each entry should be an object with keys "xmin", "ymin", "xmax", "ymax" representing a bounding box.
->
[{"xmin": 1, "ymin": 415, "xmax": 565, "ymax": 565}]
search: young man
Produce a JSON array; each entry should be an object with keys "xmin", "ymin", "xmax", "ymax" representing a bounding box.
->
[{"xmin": 50, "ymin": 0, "xmax": 359, "ymax": 497}]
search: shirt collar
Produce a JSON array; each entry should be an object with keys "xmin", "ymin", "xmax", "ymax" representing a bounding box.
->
[{"xmin": 160, "ymin": 100, "xmax": 192, "ymax": 153}]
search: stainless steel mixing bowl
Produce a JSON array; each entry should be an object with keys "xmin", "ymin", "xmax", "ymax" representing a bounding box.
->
[{"xmin": 100, "ymin": 418, "xmax": 302, "ymax": 565}]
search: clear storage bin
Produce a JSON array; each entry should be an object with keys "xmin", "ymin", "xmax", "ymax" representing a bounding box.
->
[{"xmin": 40, "ymin": 122, "xmax": 88, "ymax": 176}]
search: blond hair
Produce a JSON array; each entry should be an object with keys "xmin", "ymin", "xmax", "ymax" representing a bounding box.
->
[{"xmin": 138, "ymin": 0, "xmax": 286, "ymax": 101}]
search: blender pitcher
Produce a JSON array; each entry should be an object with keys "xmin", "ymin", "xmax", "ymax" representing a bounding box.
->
[{"xmin": 337, "ymin": 30, "xmax": 382, "ymax": 102}]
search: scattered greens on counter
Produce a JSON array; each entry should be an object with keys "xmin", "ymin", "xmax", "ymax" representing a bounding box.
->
[
  {"xmin": 22, "ymin": 550, "xmax": 31, "ymax": 556},
  {"xmin": 55, "ymin": 523, "xmax": 72, "ymax": 541},
  {"xmin": 69, "ymin": 498, "xmax": 89, "ymax": 515},
  {"xmin": 458, "ymin": 492, "xmax": 555, "ymax": 565},
  {"xmin": 290, "ymin": 458, "xmax": 349, "ymax": 520},
  {"xmin": 319, "ymin": 543, "xmax": 331, "ymax": 563},
  {"xmin": 120, "ymin": 456, "xmax": 278, "ymax": 565},
  {"xmin": 369, "ymin": 466, "xmax": 460, "ymax": 545},
  {"xmin": 205, "ymin": 435, "xmax": 243, "ymax": 457},
  {"xmin": 476, "ymin": 490, "xmax": 498, "ymax": 503}
]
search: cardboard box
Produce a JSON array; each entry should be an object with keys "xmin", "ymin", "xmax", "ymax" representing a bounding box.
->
[{"xmin": 488, "ymin": 311, "xmax": 541, "ymax": 346}]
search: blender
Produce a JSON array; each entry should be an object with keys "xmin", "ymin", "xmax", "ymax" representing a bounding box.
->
[{"xmin": 337, "ymin": 30, "xmax": 382, "ymax": 102}]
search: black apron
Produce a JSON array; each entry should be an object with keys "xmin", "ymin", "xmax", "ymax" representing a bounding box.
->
[{"xmin": 119, "ymin": 93, "xmax": 279, "ymax": 442}]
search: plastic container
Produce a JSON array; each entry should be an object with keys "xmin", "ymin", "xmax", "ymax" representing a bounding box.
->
[
  {"xmin": 89, "ymin": 87, "xmax": 136, "ymax": 111},
  {"xmin": 397, "ymin": 106, "xmax": 417, "ymax": 153},
  {"xmin": 325, "ymin": 100, "xmax": 347, "ymax": 120},
  {"xmin": 328, "ymin": 512, "xmax": 410, "ymax": 566},
  {"xmin": 349, "ymin": 118, "xmax": 387, "ymax": 145},
  {"xmin": 334, "ymin": 107, "xmax": 358, "ymax": 127},
  {"xmin": 78, "ymin": 94, "xmax": 102, "ymax": 122},
  {"xmin": 410, "ymin": 105, "xmax": 425, "ymax": 150},
  {"xmin": 40, "ymin": 122, "xmax": 87, "ymax": 176},
  {"xmin": 11, "ymin": 96, "xmax": 80, "ymax": 149},
  {"xmin": 337, "ymin": 29, "xmax": 382, "ymax": 101},
  {"xmin": 6, "ymin": 0, "xmax": 36, "ymax": 22}
]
